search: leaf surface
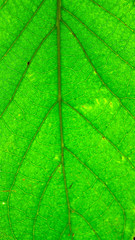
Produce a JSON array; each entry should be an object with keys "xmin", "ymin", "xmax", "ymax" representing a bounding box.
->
[{"xmin": 0, "ymin": 0, "xmax": 135, "ymax": 239}]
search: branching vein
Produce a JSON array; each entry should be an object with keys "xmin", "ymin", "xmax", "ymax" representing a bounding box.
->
[
  {"xmin": 62, "ymin": 7, "xmax": 134, "ymax": 69},
  {"xmin": 0, "ymin": 26, "xmax": 56, "ymax": 118},
  {"xmin": 65, "ymin": 147, "xmax": 126, "ymax": 239},
  {"xmin": 63, "ymin": 100, "xmax": 135, "ymax": 170},
  {"xmin": 33, "ymin": 163, "xmax": 61, "ymax": 240},
  {"xmin": 0, "ymin": 0, "xmax": 48, "ymax": 61},
  {"xmin": 89, "ymin": 0, "xmax": 135, "ymax": 33},
  {"xmin": 7, "ymin": 101, "xmax": 58, "ymax": 240},
  {"xmin": 61, "ymin": 19, "xmax": 135, "ymax": 121}
]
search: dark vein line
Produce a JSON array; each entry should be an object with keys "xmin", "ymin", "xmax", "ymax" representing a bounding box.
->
[
  {"xmin": 62, "ymin": 7, "xmax": 134, "ymax": 69},
  {"xmin": 7, "ymin": 101, "xmax": 58, "ymax": 240},
  {"xmin": 65, "ymin": 147, "xmax": 126, "ymax": 240},
  {"xmin": 33, "ymin": 163, "xmax": 61, "ymax": 240},
  {"xmin": 63, "ymin": 100, "xmax": 135, "ymax": 170},
  {"xmin": 58, "ymin": 223, "xmax": 68, "ymax": 240},
  {"xmin": 0, "ymin": 26, "xmax": 56, "ymax": 119},
  {"xmin": 70, "ymin": 208, "xmax": 101, "ymax": 239},
  {"xmin": 91, "ymin": 200, "xmax": 114, "ymax": 223},
  {"xmin": 0, "ymin": 0, "xmax": 8, "ymax": 10},
  {"xmin": 8, "ymin": 207, "xmax": 34, "ymax": 220},
  {"xmin": 89, "ymin": 0, "xmax": 135, "ymax": 33},
  {"xmin": 120, "ymin": 97, "xmax": 135, "ymax": 100},
  {"xmin": 61, "ymin": 19, "xmax": 135, "ymax": 121},
  {"xmin": 0, "ymin": 0, "xmax": 47, "ymax": 61},
  {"xmin": 15, "ymin": 184, "xmax": 39, "ymax": 199},
  {"xmin": 57, "ymin": 1, "xmax": 72, "ymax": 237}
]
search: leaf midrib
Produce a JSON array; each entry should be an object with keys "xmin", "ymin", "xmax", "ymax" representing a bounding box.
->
[
  {"xmin": 1, "ymin": 1, "xmax": 134, "ymax": 239},
  {"xmin": 1, "ymin": 2, "xmax": 134, "ymax": 122},
  {"xmin": 57, "ymin": 0, "xmax": 72, "ymax": 236}
]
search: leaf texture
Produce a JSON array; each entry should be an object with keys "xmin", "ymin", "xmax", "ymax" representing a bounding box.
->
[{"xmin": 0, "ymin": 0, "xmax": 135, "ymax": 239}]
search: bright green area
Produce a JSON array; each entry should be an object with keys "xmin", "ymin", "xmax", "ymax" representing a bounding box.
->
[{"xmin": 0, "ymin": 0, "xmax": 135, "ymax": 239}]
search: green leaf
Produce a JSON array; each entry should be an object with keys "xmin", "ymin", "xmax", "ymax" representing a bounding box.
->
[{"xmin": 0, "ymin": 0, "xmax": 135, "ymax": 239}]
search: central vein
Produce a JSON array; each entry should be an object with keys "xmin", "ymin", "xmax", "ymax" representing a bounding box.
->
[{"xmin": 57, "ymin": 0, "xmax": 72, "ymax": 235}]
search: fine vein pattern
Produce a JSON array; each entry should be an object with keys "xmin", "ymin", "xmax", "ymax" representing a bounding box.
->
[{"xmin": 0, "ymin": 0, "xmax": 135, "ymax": 240}]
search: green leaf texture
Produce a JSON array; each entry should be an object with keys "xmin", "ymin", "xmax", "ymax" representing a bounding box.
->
[{"xmin": 0, "ymin": 0, "xmax": 135, "ymax": 239}]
